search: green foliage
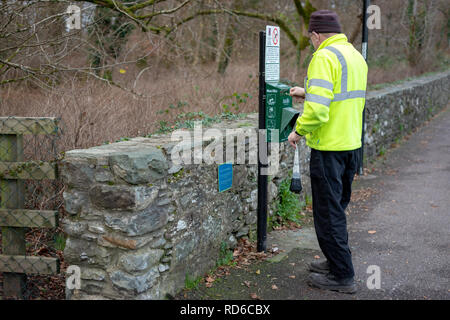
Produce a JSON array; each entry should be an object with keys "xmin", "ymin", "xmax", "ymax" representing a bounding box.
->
[
  {"xmin": 305, "ymin": 193, "xmax": 312, "ymax": 207},
  {"xmin": 136, "ymin": 57, "xmax": 148, "ymax": 69},
  {"xmin": 427, "ymin": 106, "xmax": 434, "ymax": 118},
  {"xmin": 115, "ymin": 136, "xmax": 130, "ymax": 142},
  {"xmin": 272, "ymin": 177, "xmax": 304, "ymax": 228},
  {"xmin": 157, "ymin": 101, "xmax": 188, "ymax": 116},
  {"xmin": 372, "ymin": 121, "xmax": 381, "ymax": 134},
  {"xmin": 220, "ymin": 92, "xmax": 252, "ymax": 114},
  {"xmin": 102, "ymin": 69, "xmax": 113, "ymax": 82},
  {"xmin": 148, "ymin": 100, "xmax": 247, "ymax": 137},
  {"xmin": 168, "ymin": 168, "xmax": 185, "ymax": 183},
  {"xmin": 216, "ymin": 241, "xmax": 236, "ymax": 267},
  {"xmin": 184, "ymin": 273, "xmax": 202, "ymax": 290},
  {"xmin": 54, "ymin": 233, "xmax": 66, "ymax": 251},
  {"xmin": 405, "ymin": 0, "xmax": 431, "ymax": 67}
]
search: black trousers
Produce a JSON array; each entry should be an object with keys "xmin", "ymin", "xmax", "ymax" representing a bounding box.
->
[{"xmin": 309, "ymin": 148, "xmax": 359, "ymax": 279}]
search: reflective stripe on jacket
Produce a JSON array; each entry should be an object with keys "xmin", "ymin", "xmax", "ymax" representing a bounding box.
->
[{"xmin": 296, "ymin": 33, "xmax": 368, "ymax": 151}]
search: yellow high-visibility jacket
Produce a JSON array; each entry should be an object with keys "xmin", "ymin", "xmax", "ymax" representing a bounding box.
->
[{"xmin": 295, "ymin": 33, "xmax": 368, "ymax": 151}]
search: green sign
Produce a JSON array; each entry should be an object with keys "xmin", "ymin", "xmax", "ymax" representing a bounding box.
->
[{"xmin": 265, "ymin": 82, "xmax": 299, "ymax": 142}]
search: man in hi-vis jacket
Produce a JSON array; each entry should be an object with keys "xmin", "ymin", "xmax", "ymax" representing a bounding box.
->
[{"xmin": 288, "ymin": 10, "xmax": 368, "ymax": 294}]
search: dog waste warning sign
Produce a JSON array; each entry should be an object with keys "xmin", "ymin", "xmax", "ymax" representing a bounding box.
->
[{"xmin": 265, "ymin": 25, "xmax": 280, "ymax": 82}]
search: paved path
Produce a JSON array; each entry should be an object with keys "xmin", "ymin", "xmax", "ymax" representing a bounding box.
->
[{"xmin": 178, "ymin": 106, "xmax": 450, "ymax": 300}]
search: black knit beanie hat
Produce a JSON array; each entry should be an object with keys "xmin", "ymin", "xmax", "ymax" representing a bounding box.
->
[{"xmin": 308, "ymin": 10, "xmax": 342, "ymax": 34}]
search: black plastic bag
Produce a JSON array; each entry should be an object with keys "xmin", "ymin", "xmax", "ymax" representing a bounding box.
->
[{"xmin": 290, "ymin": 143, "xmax": 302, "ymax": 194}]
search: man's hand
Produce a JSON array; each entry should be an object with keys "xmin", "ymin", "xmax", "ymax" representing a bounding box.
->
[
  {"xmin": 288, "ymin": 131, "xmax": 302, "ymax": 148},
  {"xmin": 290, "ymin": 86, "xmax": 305, "ymax": 98}
]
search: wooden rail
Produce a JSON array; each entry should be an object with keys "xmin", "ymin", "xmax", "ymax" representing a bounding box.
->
[
  {"xmin": 0, "ymin": 117, "xmax": 59, "ymax": 135},
  {"xmin": 0, "ymin": 255, "xmax": 59, "ymax": 275}
]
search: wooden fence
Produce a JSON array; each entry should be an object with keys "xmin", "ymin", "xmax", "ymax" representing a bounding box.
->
[{"xmin": 0, "ymin": 117, "xmax": 60, "ymax": 298}]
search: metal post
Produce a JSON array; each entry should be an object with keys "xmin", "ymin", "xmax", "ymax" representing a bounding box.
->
[
  {"xmin": 257, "ymin": 31, "xmax": 268, "ymax": 253},
  {"xmin": 359, "ymin": 0, "xmax": 370, "ymax": 175}
]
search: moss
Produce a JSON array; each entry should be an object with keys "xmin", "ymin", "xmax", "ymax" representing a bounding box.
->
[
  {"xmin": 427, "ymin": 106, "xmax": 434, "ymax": 119},
  {"xmin": 404, "ymin": 107, "xmax": 414, "ymax": 115},
  {"xmin": 172, "ymin": 168, "xmax": 184, "ymax": 178},
  {"xmin": 169, "ymin": 168, "xmax": 185, "ymax": 184},
  {"xmin": 237, "ymin": 121, "xmax": 254, "ymax": 128},
  {"xmin": 248, "ymin": 227, "xmax": 257, "ymax": 242},
  {"xmin": 372, "ymin": 121, "xmax": 381, "ymax": 134}
]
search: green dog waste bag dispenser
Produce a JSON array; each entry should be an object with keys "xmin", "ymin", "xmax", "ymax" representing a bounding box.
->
[
  {"xmin": 265, "ymin": 82, "xmax": 300, "ymax": 143},
  {"xmin": 264, "ymin": 81, "xmax": 302, "ymax": 193}
]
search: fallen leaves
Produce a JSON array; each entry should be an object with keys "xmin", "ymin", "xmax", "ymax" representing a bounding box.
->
[
  {"xmin": 205, "ymin": 276, "xmax": 215, "ymax": 288},
  {"xmin": 231, "ymin": 238, "xmax": 276, "ymax": 267},
  {"xmin": 272, "ymin": 220, "xmax": 303, "ymax": 231},
  {"xmin": 351, "ymin": 187, "xmax": 379, "ymax": 203},
  {"xmin": 198, "ymin": 238, "xmax": 277, "ymax": 291},
  {"xmin": 250, "ymin": 293, "xmax": 260, "ymax": 300},
  {"xmin": 385, "ymin": 169, "xmax": 398, "ymax": 176}
]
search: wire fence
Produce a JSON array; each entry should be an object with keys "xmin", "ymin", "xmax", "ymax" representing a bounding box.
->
[{"xmin": 0, "ymin": 117, "xmax": 66, "ymax": 300}]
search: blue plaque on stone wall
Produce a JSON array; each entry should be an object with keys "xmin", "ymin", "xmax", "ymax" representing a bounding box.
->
[{"xmin": 218, "ymin": 163, "xmax": 233, "ymax": 192}]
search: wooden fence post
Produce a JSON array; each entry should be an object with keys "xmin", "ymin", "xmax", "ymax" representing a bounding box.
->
[{"xmin": 0, "ymin": 133, "xmax": 26, "ymax": 298}]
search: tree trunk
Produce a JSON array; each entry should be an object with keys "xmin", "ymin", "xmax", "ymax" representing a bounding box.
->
[{"xmin": 217, "ymin": 17, "xmax": 235, "ymax": 74}]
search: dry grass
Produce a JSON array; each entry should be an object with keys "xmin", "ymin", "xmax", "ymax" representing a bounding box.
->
[
  {"xmin": 2, "ymin": 56, "xmax": 444, "ymax": 153},
  {"xmin": 0, "ymin": 62, "xmax": 261, "ymax": 151}
]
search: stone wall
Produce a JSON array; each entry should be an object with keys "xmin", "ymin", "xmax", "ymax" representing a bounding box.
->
[{"xmin": 61, "ymin": 70, "xmax": 450, "ymax": 300}]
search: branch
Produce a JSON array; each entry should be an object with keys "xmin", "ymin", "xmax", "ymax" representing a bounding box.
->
[
  {"xmin": 349, "ymin": 13, "xmax": 363, "ymax": 44},
  {"xmin": 127, "ymin": 0, "xmax": 167, "ymax": 12},
  {"xmin": 0, "ymin": 75, "xmax": 32, "ymax": 86},
  {"xmin": 136, "ymin": 0, "xmax": 191, "ymax": 19},
  {"xmin": 0, "ymin": 59, "xmax": 39, "ymax": 75},
  {"xmin": 169, "ymin": 9, "xmax": 299, "ymax": 47},
  {"xmin": 293, "ymin": 0, "xmax": 306, "ymax": 21}
]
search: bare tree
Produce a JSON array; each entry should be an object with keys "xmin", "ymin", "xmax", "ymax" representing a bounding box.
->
[{"xmin": 0, "ymin": 0, "xmax": 321, "ymax": 91}]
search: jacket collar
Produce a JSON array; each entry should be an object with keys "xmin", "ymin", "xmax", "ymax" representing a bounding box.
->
[{"xmin": 313, "ymin": 33, "xmax": 348, "ymax": 55}]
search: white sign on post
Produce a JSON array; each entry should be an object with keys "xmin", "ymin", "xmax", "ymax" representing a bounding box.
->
[{"xmin": 265, "ymin": 25, "xmax": 280, "ymax": 82}]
